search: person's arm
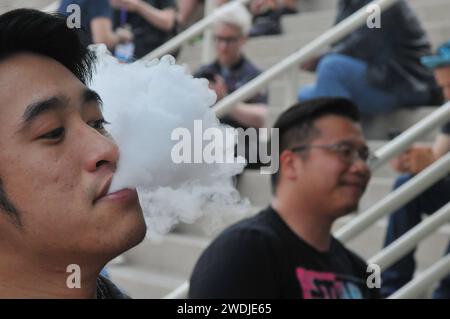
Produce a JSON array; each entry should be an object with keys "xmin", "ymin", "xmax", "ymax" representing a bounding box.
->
[
  {"xmin": 212, "ymin": 74, "xmax": 268, "ymax": 128},
  {"xmin": 177, "ymin": 0, "xmax": 199, "ymax": 26},
  {"xmin": 117, "ymin": 0, "xmax": 176, "ymax": 32},
  {"xmin": 432, "ymin": 133, "xmax": 450, "ymax": 159},
  {"xmin": 229, "ymin": 102, "xmax": 268, "ymax": 128},
  {"xmin": 90, "ymin": 18, "xmax": 120, "ymax": 49},
  {"xmin": 390, "ymin": 134, "xmax": 450, "ymax": 174}
]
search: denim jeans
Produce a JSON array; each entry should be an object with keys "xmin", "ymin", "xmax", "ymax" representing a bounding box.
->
[
  {"xmin": 381, "ymin": 174, "xmax": 450, "ymax": 299},
  {"xmin": 298, "ymin": 54, "xmax": 430, "ymax": 116}
]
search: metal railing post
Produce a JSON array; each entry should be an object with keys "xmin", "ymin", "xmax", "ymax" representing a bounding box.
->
[
  {"xmin": 370, "ymin": 102, "xmax": 450, "ymax": 171},
  {"xmin": 389, "ymin": 255, "xmax": 450, "ymax": 299},
  {"xmin": 201, "ymin": 0, "xmax": 217, "ymax": 64},
  {"xmin": 369, "ymin": 202, "xmax": 450, "ymax": 271}
]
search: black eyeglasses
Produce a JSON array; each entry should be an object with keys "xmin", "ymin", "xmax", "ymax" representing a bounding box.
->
[
  {"xmin": 214, "ymin": 35, "xmax": 240, "ymax": 45},
  {"xmin": 291, "ymin": 141, "xmax": 374, "ymax": 164}
]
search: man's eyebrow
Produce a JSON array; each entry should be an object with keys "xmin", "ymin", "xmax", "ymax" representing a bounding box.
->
[
  {"xmin": 21, "ymin": 96, "xmax": 69, "ymax": 128},
  {"xmin": 83, "ymin": 89, "xmax": 103, "ymax": 109}
]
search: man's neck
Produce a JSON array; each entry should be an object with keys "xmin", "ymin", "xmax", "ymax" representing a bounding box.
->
[
  {"xmin": 272, "ymin": 195, "xmax": 334, "ymax": 252},
  {"xmin": 219, "ymin": 55, "xmax": 244, "ymax": 70},
  {"xmin": 0, "ymin": 253, "xmax": 101, "ymax": 298}
]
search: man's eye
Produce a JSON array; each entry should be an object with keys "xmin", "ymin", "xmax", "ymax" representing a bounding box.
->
[
  {"xmin": 337, "ymin": 145, "xmax": 354, "ymax": 157},
  {"xmin": 89, "ymin": 119, "xmax": 110, "ymax": 131},
  {"xmin": 39, "ymin": 127, "xmax": 65, "ymax": 140}
]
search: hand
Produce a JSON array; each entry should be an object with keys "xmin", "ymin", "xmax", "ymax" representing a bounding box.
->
[
  {"xmin": 213, "ymin": 75, "xmax": 228, "ymax": 101},
  {"xmin": 390, "ymin": 149, "xmax": 411, "ymax": 173},
  {"xmin": 390, "ymin": 146, "xmax": 434, "ymax": 174},
  {"xmin": 300, "ymin": 56, "xmax": 322, "ymax": 72},
  {"xmin": 116, "ymin": 26, "xmax": 133, "ymax": 43},
  {"xmin": 408, "ymin": 146, "xmax": 435, "ymax": 174}
]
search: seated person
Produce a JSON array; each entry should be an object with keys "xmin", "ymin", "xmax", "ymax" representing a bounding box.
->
[
  {"xmin": 194, "ymin": 3, "xmax": 268, "ymax": 130},
  {"xmin": 248, "ymin": 0, "xmax": 298, "ymax": 37},
  {"xmin": 110, "ymin": 0, "xmax": 177, "ymax": 59},
  {"xmin": 381, "ymin": 41, "xmax": 450, "ymax": 299},
  {"xmin": 298, "ymin": 0, "xmax": 440, "ymax": 116},
  {"xmin": 58, "ymin": 0, "xmax": 133, "ymax": 50},
  {"xmin": 189, "ymin": 98, "xmax": 378, "ymax": 299},
  {"xmin": 0, "ymin": 9, "xmax": 146, "ymax": 298}
]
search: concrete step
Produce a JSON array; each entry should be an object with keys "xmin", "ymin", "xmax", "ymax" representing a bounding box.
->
[
  {"xmin": 108, "ymin": 264, "xmax": 185, "ymax": 298},
  {"xmin": 283, "ymin": 0, "xmax": 450, "ymax": 35},
  {"xmin": 298, "ymin": 0, "xmax": 338, "ymax": 12},
  {"xmin": 180, "ymin": 19, "xmax": 450, "ymax": 73},
  {"xmin": 121, "ymin": 233, "xmax": 209, "ymax": 278},
  {"xmin": 362, "ymin": 107, "xmax": 439, "ymax": 140}
]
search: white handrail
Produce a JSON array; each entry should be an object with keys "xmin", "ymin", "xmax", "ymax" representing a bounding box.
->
[
  {"xmin": 370, "ymin": 102, "xmax": 450, "ymax": 171},
  {"xmin": 335, "ymin": 152, "xmax": 450, "ymax": 243},
  {"xmin": 142, "ymin": 0, "xmax": 251, "ymax": 61},
  {"xmin": 163, "ymin": 281, "xmax": 189, "ymax": 300},
  {"xmin": 213, "ymin": 0, "xmax": 400, "ymax": 117},
  {"xmin": 389, "ymin": 255, "xmax": 450, "ymax": 299},
  {"xmin": 368, "ymin": 201, "xmax": 450, "ymax": 271},
  {"xmin": 201, "ymin": 0, "xmax": 218, "ymax": 64}
]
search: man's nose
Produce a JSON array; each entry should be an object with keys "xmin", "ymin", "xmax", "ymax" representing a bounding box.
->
[
  {"xmin": 82, "ymin": 129, "xmax": 120, "ymax": 173},
  {"xmin": 349, "ymin": 159, "xmax": 371, "ymax": 180}
]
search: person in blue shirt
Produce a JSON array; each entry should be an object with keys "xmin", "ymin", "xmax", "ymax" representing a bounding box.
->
[
  {"xmin": 58, "ymin": 0, "xmax": 132, "ymax": 50},
  {"xmin": 110, "ymin": 0, "xmax": 177, "ymax": 59}
]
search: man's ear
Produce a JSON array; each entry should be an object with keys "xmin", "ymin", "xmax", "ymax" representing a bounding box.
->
[{"xmin": 279, "ymin": 150, "xmax": 300, "ymax": 183}]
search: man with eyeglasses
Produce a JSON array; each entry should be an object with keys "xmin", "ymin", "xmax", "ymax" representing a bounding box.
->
[
  {"xmin": 189, "ymin": 98, "xmax": 378, "ymax": 299},
  {"xmin": 193, "ymin": 3, "xmax": 268, "ymax": 131}
]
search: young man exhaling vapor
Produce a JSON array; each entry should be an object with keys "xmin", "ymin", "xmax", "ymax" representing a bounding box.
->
[{"xmin": 0, "ymin": 9, "xmax": 146, "ymax": 298}]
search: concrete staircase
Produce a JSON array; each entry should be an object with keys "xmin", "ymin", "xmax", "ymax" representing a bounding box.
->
[{"xmin": 105, "ymin": 0, "xmax": 450, "ymax": 298}]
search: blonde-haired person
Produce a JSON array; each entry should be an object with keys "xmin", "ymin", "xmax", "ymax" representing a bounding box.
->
[{"xmin": 194, "ymin": 2, "xmax": 267, "ymax": 168}]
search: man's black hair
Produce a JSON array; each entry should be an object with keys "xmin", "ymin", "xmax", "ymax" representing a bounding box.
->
[
  {"xmin": 0, "ymin": 8, "xmax": 96, "ymax": 224},
  {"xmin": 0, "ymin": 8, "xmax": 96, "ymax": 85},
  {"xmin": 270, "ymin": 97, "xmax": 360, "ymax": 194}
]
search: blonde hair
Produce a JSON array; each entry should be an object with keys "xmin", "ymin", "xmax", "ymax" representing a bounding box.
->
[{"xmin": 214, "ymin": 2, "xmax": 252, "ymax": 36}]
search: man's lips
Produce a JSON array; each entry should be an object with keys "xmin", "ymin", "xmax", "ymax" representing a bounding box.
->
[
  {"xmin": 94, "ymin": 177, "xmax": 113, "ymax": 203},
  {"xmin": 97, "ymin": 188, "xmax": 138, "ymax": 204},
  {"xmin": 340, "ymin": 178, "xmax": 368, "ymax": 193}
]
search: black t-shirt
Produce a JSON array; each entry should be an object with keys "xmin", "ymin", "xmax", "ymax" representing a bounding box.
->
[
  {"xmin": 96, "ymin": 275, "xmax": 130, "ymax": 299},
  {"xmin": 189, "ymin": 206, "xmax": 379, "ymax": 299}
]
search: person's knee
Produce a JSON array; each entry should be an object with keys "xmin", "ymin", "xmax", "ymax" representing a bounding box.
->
[
  {"xmin": 298, "ymin": 85, "xmax": 316, "ymax": 101},
  {"xmin": 316, "ymin": 53, "xmax": 349, "ymax": 76}
]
